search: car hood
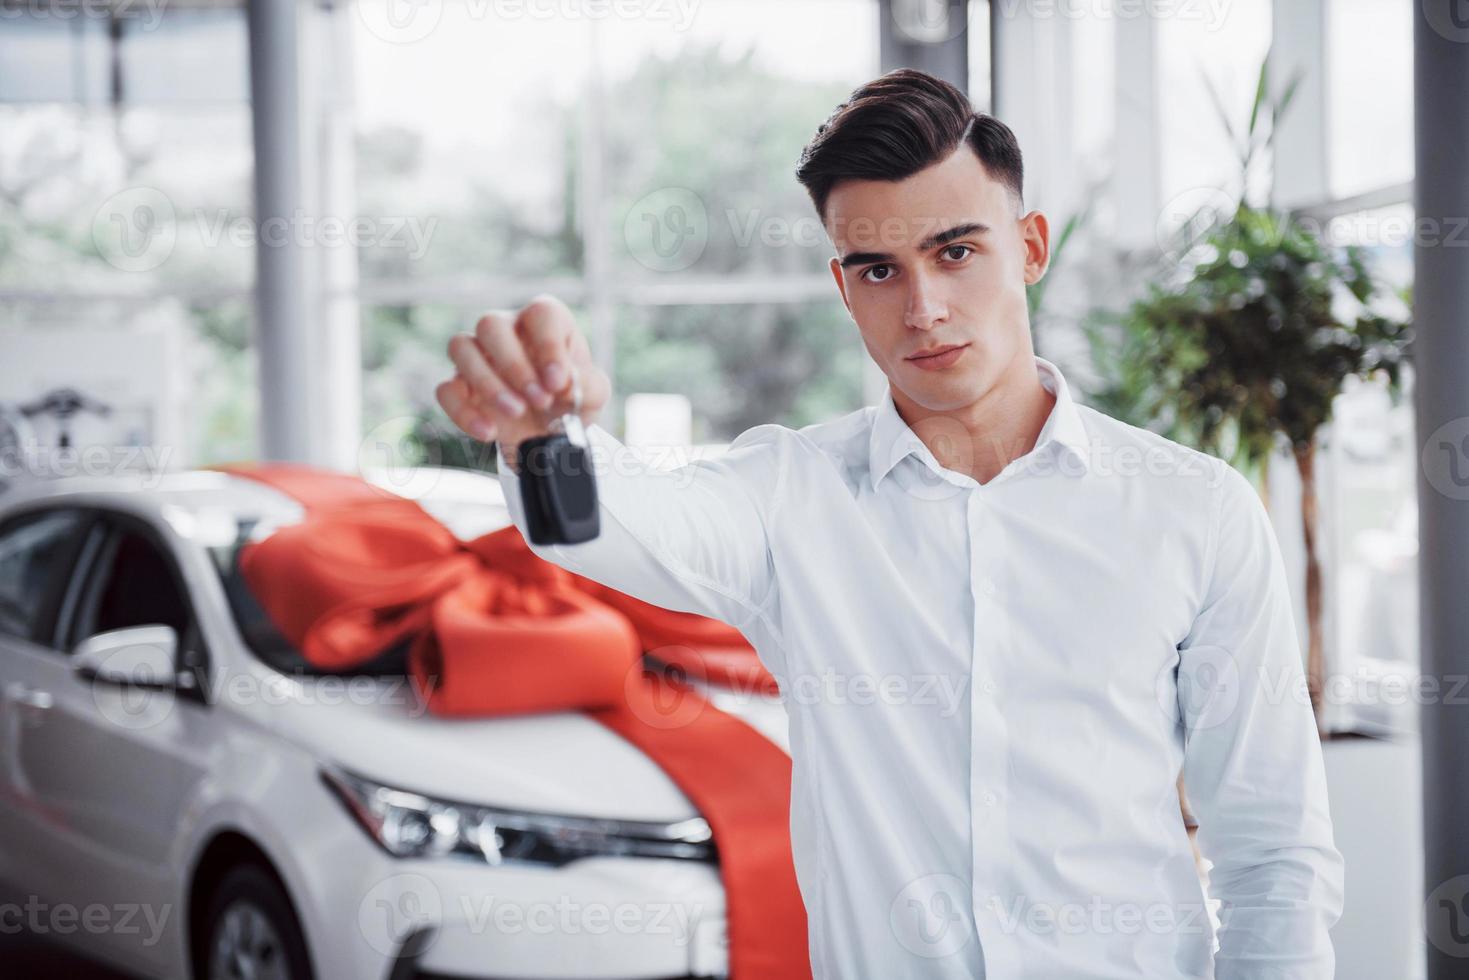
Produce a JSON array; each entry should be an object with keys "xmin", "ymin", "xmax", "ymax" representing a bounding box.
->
[{"xmin": 256, "ymin": 670, "xmax": 790, "ymax": 824}]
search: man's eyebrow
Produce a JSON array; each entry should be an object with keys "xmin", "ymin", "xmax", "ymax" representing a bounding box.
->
[
  {"xmin": 837, "ymin": 222, "xmax": 990, "ymax": 268},
  {"xmin": 920, "ymin": 221, "xmax": 989, "ymax": 250},
  {"xmin": 838, "ymin": 250, "xmax": 892, "ymax": 269}
]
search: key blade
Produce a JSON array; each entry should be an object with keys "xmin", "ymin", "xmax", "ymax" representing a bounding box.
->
[{"xmin": 562, "ymin": 413, "xmax": 588, "ymax": 447}]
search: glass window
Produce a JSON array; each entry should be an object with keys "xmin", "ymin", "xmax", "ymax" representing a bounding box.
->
[
  {"xmin": 0, "ymin": 8, "xmax": 246, "ymax": 106},
  {"xmin": 0, "ymin": 509, "xmax": 85, "ymax": 642},
  {"xmin": 81, "ymin": 530, "xmax": 192, "ymax": 640},
  {"xmin": 0, "ymin": 103, "xmax": 255, "ymax": 294},
  {"xmin": 118, "ymin": 8, "xmax": 250, "ymax": 105},
  {"xmin": 1156, "ymin": 0, "xmax": 1271, "ymax": 212},
  {"xmin": 355, "ymin": 0, "xmax": 878, "ymax": 282},
  {"xmin": 1330, "ymin": 369, "xmax": 1416, "ymax": 669},
  {"xmin": 0, "ymin": 19, "xmax": 111, "ymax": 104},
  {"xmin": 353, "ymin": 0, "xmax": 881, "ymax": 447},
  {"xmin": 0, "ymin": 4, "xmax": 255, "ymax": 469},
  {"xmin": 1318, "ymin": 203, "xmax": 1416, "ymax": 732},
  {"xmin": 0, "ymin": 100, "xmax": 255, "ymax": 465},
  {"xmin": 615, "ymin": 301, "xmax": 864, "ymax": 443},
  {"xmin": 351, "ymin": 3, "xmax": 589, "ymax": 285},
  {"xmin": 597, "ymin": 0, "xmax": 877, "ymax": 283},
  {"xmin": 1070, "ymin": 8, "xmax": 1114, "ymax": 179},
  {"xmin": 968, "ymin": 0, "xmax": 993, "ymax": 111},
  {"xmin": 210, "ymin": 522, "xmax": 411, "ymax": 678},
  {"xmin": 1326, "ymin": 0, "xmax": 1412, "ymax": 198},
  {"xmin": 360, "ymin": 301, "xmax": 510, "ymax": 462}
]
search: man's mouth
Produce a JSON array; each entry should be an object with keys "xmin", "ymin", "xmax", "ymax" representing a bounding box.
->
[
  {"xmin": 906, "ymin": 343, "xmax": 968, "ymax": 361},
  {"xmin": 906, "ymin": 343, "xmax": 970, "ymax": 370}
]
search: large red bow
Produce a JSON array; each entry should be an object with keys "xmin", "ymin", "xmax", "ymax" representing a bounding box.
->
[{"xmin": 214, "ymin": 463, "xmax": 809, "ymax": 979}]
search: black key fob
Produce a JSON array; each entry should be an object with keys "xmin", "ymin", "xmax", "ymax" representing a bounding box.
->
[{"xmin": 517, "ymin": 412, "xmax": 600, "ymax": 545}]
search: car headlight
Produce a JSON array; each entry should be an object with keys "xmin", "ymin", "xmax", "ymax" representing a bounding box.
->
[{"xmin": 320, "ymin": 765, "xmax": 715, "ymax": 867}]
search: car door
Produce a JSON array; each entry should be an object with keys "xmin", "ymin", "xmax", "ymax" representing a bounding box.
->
[
  {"xmin": 0, "ymin": 505, "xmax": 95, "ymax": 901},
  {"xmin": 9, "ymin": 508, "xmax": 216, "ymax": 975}
]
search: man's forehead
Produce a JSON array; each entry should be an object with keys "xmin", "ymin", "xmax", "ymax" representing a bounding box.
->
[
  {"xmin": 826, "ymin": 214, "xmax": 990, "ymax": 255},
  {"xmin": 824, "ymin": 155, "xmax": 1012, "ymax": 251}
]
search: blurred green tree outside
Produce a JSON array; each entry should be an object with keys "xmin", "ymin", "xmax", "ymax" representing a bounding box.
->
[{"xmin": 365, "ymin": 43, "xmax": 867, "ymax": 470}]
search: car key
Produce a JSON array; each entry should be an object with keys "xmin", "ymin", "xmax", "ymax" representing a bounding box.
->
[{"xmin": 516, "ymin": 365, "xmax": 600, "ymax": 545}]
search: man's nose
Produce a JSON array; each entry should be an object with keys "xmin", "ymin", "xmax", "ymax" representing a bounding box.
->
[{"xmin": 903, "ymin": 270, "xmax": 948, "ymax": 330}]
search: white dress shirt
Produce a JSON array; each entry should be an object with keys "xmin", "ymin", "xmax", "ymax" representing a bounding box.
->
[{"xmin": 495, "ymin": 355, "xmax": 1344, "ymax": 979}]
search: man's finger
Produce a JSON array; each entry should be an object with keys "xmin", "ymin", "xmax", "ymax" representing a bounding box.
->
[
  {"xmin": 536, "ymin": 362, "xmax": 610, "ymax": 428},
  {"xmin": 436, "ymin": 376, "xmax": 497, "ymax": 442},
  {"xmin": 447, "ymin": 332, "xmax": 527, "ymax": 420},
  {"xmin": 516, "ymin": 295, "xmax": 575, "ymax": 396},
  {"xmin": 475, "ymin": 310, "xmax": 552, "ymax": 412},
  {"xmin": 572, "ymin": 363, "xmax": 610, "ymax": 423}
]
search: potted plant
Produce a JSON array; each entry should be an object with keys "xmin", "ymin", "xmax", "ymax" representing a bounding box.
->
[{"xmin": 1084, "ymin": 54, "xmax": 1413, "ymax": 733}]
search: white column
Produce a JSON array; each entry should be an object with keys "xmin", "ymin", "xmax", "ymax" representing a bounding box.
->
[
  {"xmin": 248, "ymin": 0, "xmax": 315, "ymax": 464},
  {"xmin": 1109, "ymin": 8, "xmax": 1159, "ymax": 253},
  {"xmin": 307, "ymin": 0, "xmax": 363, "ymax": 472}
]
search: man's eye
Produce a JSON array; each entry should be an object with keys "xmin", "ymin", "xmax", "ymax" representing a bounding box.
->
[
  {"xmin": 942, "ymin": 244, "xmax": 974, "ymax": 261},
  {"xmin": 861, "ymin": 264, "xmax": 893, "ymax": 283}
]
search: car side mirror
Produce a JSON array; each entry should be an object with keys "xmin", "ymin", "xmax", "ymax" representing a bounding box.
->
[{"xmin": 72, "ymin": 625, "xmax": 193, "ymax": 692}]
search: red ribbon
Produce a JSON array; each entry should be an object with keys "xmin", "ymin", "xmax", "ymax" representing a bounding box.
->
[{"xmin": 214, "ymin": 462, "xmax": 809, "ymax": 978}]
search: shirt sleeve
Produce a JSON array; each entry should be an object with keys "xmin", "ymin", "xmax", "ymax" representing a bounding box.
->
[
  {"xmin": 494, "ymin": 421, "xmax": 784, "ymax": 634},
  {"xmin": 1176, "ymin": 461, "xmax": 1346, "ymax": 978}
]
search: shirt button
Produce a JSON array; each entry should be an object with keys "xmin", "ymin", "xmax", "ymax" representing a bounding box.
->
[
  {"xmin": 984, "ymin": 791, "xmax": 999, "ymax": 806},
  {"xmin": 983, "ymin": 680, "xmax": 997, "ymax": 694},
  {"xmin": 980, "ymin": 577, "xmax": 996, "ymax": 596}
]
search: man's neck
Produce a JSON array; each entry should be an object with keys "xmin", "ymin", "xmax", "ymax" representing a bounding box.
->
[{"xmin": 892, "ymin": 353, "xmax": 1056, "ymax": 485}]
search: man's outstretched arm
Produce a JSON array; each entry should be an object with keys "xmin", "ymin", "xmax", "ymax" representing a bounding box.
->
[
  {"xmin": 493, "ymin": 421, "xmax": 783, "ymax": 632},
  {"xmin": 1177, "ymin": 461, "xmax": 1345, "ymax": 978}
]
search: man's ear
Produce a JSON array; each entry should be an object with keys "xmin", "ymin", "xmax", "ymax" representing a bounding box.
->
[
  {"xmin": 1019, "ymin": 210, "xmax": 1051, "ymax": 286},
  {"xmin": 829, "ymin": 255, "xmax": 852, "ymax": 315}
]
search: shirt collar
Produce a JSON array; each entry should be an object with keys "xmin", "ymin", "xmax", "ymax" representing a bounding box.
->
[{"xmin": 867, "ymin": 354, "xmax": 1091, "ymax": 492}]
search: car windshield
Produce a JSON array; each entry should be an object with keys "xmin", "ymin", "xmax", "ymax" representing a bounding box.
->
[{"xmin": 209, "ymin": 517, "xmax": 410, "ymax": 678}]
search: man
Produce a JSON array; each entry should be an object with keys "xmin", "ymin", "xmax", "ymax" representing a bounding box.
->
[{"xmin": 436, "ymin": 68, "xmax": 1343, "ymax": 979}]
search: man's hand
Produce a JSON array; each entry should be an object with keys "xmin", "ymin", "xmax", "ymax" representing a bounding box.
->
[{"xmin": 435, "ymin": 295, "xmax": 611, "ymax": 473}]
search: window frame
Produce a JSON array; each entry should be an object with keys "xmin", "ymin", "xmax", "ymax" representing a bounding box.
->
[
  {"xmin": 0, "ymin": 504, "xmax": 97, "ymax": 650},
  {"xmin": 54, "ymin": 507, "xmax": 214, "ymax": 704}
]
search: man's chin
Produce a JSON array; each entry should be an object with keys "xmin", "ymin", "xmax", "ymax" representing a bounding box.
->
[{"xmin": 892, "ymin": 371, "xmax": 986, "ymax": 410}]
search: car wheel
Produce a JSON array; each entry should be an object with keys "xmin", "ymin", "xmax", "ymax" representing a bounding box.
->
[{"xmin": 199, "ymin": 863, "xmax": 314, "ymax": 980}]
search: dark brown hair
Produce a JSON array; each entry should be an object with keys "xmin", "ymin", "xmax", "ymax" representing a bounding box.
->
[{"xmin": 794, "ymin": 68, "xmax": 1025, "ymax": 222}]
